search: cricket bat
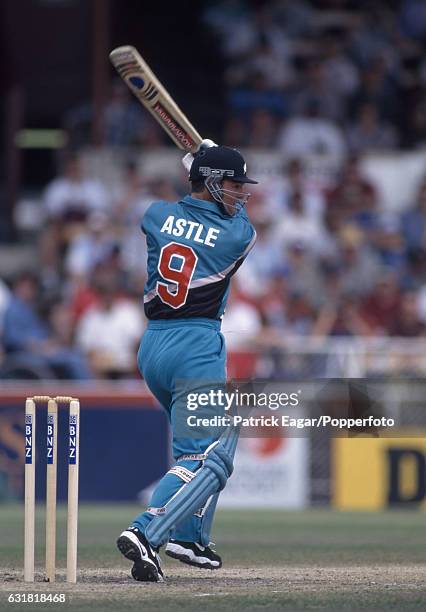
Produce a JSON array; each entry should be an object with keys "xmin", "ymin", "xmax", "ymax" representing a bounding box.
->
[{"xmin": 109, "ymin": 45, "xmax": 203, "ymax": 153}]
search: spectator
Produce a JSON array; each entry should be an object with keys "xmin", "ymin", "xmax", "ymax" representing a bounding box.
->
[
  {"xmin": 318, "ymin": 260, "xmax": 344, "ymax": 306},
  {"xmin": 76, "ymin": 276, "xmax": 144, "ymax": 379},
  {"xmin": 312, "ymin": 295, "xmax": 371, "ymax": 337},
  {"xmin": 346, "ymin": 103, "xmax": 398, "ymax": 153},
  {"xmin": 283, "ymin": 291, "xmax": 316, "ymax": 336},
  {"xmin": 349, "ymin": 58, "xmax": 399, "ymax": 124},
  {"xmin": 401, "ymin": 95, "xmax": 426, "ymax": 149},
  {"xmin": 65, "ymin": 211, "xmax": 119, "ymax": 281},
  {"xmin": 228, "ymin": 71, "xmax": 290, "ymax": 118},
  {"xmin": 2, "ymin": 272, "xmax": 90, "ymax": 379},
  {"xmin": 113, "ymin": 160, "xmax": 153, "ymax": 223},
  {"xmin": 102, "ymin": 79, "xmax": 157, "ymax": 146},
  {"xmin": 222, "ymin": 283, "xmax": 263, "ymax": 350},
  {"xmin": 418, "ymin": 277, "xmax": 426, "ymax": 324},
  {"xmin": 273, "ymin": 191, "xmax": 328, "ymax": 254},
  {"xmin": 400, "ymin": 177, "xmax": 426, "ymax": 251},
  {"xmin": 292, "ymin": 59, "xmax": 344, "ymax": 122},
  {"xmin": 0, "ymin": 278, "xmax": 11, "ymax": 334},
  {"xmin": 373, "ymin": 215, "xmax": 406, "ymax": 272},
  {"xmin": 284, "ymin": 242, "xmax": 324, "ymax": 308},
  {"xmin": 262, "ymin": 157, "xmax": 325, "ymax": 220},
  {"xmin": 68, "ymin": 275, "xmax": 99, "ymax": 323},
  {"xmin": 322, "ymin": 34, "xmax": 360, "ymax": 100},
  {"xmin": 278, "ymin": 99, "xmax": 347, "ymax": 164},
  {"xmin": 43, "ymin": 153, "xmax": 109, "ymax": 222},
  {"xmin": 40, "ymin": 153, "xmax": 110, "ymax": 287},
  {"xmin": 404, "ymin": 247, "xmax": 426, "ymax": 291},
  {"xmin": 327, "ymin": 155, "xmax": 378, "ymax": 231},
  {"xmin": 258, "ymin": 274, "xmax": 288, "ymax": 330},
  {"xmin": 204, "ymin": 3, "xmax": 256, "ymax": 59},
  {"xmin": 113, "ymin": 161, "xmax": 154, "ymax": 283},
  {"xmin": 399, "ymin": 0, "xmax": 426, "ymax": 41},
  {"xmin": 63, "ymin": 82, "xmax": 164, "ymax": 148},
  {"xmin": 245, "ymin": 188, "xmax": 275, "ymax": 224},
  {"xmin": 63, "ymin": 101, "xmax": 92, "ymax": 148},
  {"xmin": 271, "ymin": 0, "xmax": 314, "ymax": 38},
  {"xmin": 246, "ymin": 109, "xmax": 279, "ymax": 148},
  {"xmin": 227, "ymin": 39, "xmax": 294, "ymax": 90},
  {"xmin": 147, "ymin": 177, "xmax": 179, "ymax": 203},
  {"xmin": 241, "ymin": 218, "xmax": 283, "ymax": 297},
  {"xmin": 360, "ymin": 273, "xmax": 402, "ymax": 334},
  {"xmin": 48, "ymin": 299, "xmax": 78, "ymax": 349},
  {"xmin": 257, "ymin": 289, "xmax": 318, "ymax": 381},
  {"xmin": 213, "ymin": 4, "xmax": 291, "ymax": 60},
  {"xmin": 335, "ymin": 225, "xmax": 381, "ymax": 297},
  {"xmin": 349, "ymin": 11, "xmax": 397, "ymax": 70},
  {"xmin": 223, "ymin": 115, "xmax": 247, "ymax": 147},
  {"xmin": 389, "ymin": 291, "xmax": 426, "ymax": 336}
]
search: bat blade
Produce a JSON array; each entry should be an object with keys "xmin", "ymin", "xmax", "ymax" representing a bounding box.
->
[{"xmin": 109, "ymin": 45, "xmax": 202, "ymax": 153}]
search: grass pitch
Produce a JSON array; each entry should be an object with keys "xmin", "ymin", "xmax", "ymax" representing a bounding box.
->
[{"xmin": 1, "ymin": 505, "xmax": 425, "ymax": 611}]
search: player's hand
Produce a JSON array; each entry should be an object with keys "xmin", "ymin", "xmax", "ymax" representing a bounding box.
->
[
  {"xmin": 198, "ymin": 139, "xmax": 217, "ymax": 152},
  {"xmin": 182, "ymin": 140, "xmax": 217, "ymax": 171}
]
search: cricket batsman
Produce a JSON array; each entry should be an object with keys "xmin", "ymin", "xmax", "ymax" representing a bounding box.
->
[{"xmin": 117, "ymin": 145, "xmax": 257, "ymax": 581}]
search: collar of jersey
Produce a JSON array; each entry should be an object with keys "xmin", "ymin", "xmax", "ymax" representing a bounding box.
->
[{"xmin": 182, "ymin": 194, "xmax": 226, "ymax": 217}]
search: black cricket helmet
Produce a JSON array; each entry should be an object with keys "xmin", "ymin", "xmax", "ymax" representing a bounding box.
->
[{"xmin": 189, "ymin": 145, "xmax": 258, "ymax": 184}]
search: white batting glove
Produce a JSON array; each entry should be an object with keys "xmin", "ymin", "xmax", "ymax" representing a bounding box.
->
[
  {"xmin": 182, "ymin": 139, "xmax": 217, "ymax": 171},
  {"xmin": 182, "ymin": 152, "xmax": 194, "ymax": 171},
  {"xmin": 198, "ymin": 138, "xmax": 217, "ymax": 151}
]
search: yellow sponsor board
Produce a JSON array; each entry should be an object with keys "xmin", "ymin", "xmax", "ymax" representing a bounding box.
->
[{"xmin": 333, "ymin": 432, "xmax": 426, "ymax": 510}]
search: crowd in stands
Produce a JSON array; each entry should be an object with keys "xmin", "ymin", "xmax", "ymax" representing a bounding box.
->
[
  {"xmin": 1, "ymin": 0, "xmax": 426, "ymax": 380},
  {"xmin": 0, "ymin": 148, "xmax": 425, "ymax": 380},
  {"xmin": 65, "ymin": 1, "xmax": 426, "ymax": 154},
  {"xmin": 207, "ymin": 0, "xmax": 426, "ymax": 154},
  {"xmin": 225, "ymin": 155, "xmax": 426, "ymax": 350}
]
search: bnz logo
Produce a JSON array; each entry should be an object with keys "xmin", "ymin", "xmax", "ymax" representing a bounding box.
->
[
  {"xmin": 69, "ymin": 414, "xmax": 78, "ymax": 465},
  {"xmin": 47, "ymin": 414, "xmax": 55, "ymax": 464},
  {"xmin": 25, "ymin": 416, "xmax": 33, "ymax": 465}
]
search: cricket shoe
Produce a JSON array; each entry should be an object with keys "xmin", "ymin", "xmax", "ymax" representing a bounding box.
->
[
  {"xmin": 165, "ymin": 540, "xmax": 222, "ymax": 569},
  {"xmin": 117, "ymin": 527, "xmax": 164, "ymax": 582}
]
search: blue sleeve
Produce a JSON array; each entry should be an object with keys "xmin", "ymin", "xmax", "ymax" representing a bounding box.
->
[
  {"xmin": 141, "ymin": 203, "xmax": 153, "ymax": 235},
  {"xmin": 234, "ymin": 209, "xmax": 257, "ymax": 260},
  {"xmin": 3, "ymin": 300, "xmax": 48, "ymax": 351},
  {"xmin": 141, "ymin": 200, "xmax": 166, "ymax": 235}
]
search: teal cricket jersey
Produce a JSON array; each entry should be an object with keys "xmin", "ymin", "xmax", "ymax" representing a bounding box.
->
[{"xmin": 142, "ymin": 195, "xmax": 256, "ymax": 320}]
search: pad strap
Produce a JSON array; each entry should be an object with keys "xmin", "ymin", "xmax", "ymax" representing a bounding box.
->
[
  {"xmin": 147, "ymin": 506, "xmax": 166, "ymax": 515},
  {"xmin": 177, "ymin": 453, "xmax": 207, "ymax": 461},
  {"xmin": 168, "ymin": 466, "xmax": 196, "ymax": 483},
  {"xmin": 145, "ymin": 437, "xmax": 236, "ymax": 548}
]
